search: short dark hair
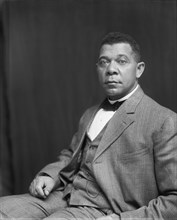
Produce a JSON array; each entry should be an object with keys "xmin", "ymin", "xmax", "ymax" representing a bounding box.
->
[{"xmin": 100, "ymin": 32, "xmax": 141, "ymax": 62}]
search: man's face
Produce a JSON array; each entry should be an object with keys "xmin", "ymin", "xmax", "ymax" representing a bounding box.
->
[{"xmin": 97, "ymin": 43, "xmax": 144, "ymax": 100}]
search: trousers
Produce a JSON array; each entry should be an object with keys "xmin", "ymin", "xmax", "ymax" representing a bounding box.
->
[{"xmin": 0, "ymin": 190, "xmax": 107, "ymax": 220}]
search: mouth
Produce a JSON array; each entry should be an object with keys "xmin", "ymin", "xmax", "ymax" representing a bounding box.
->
[
  {"xmin": 105, "ymin": 80, "xmax": 117, "ymax": 84},
  {"xmin": 105, "ymin": 81, "xmax": 121, "ymax": 86}
]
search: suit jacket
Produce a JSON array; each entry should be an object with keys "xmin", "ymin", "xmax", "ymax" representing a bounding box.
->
[{"xmin": 41, "ymin": 87, "xmax": 177, "ymax": 219}]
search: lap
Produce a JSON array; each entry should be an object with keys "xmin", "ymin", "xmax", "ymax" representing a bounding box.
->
[
  {"xmin": 0, "ymin": 190, "xmax": 67, "ymax": 219},
  {"xmin": 0, "ymin": 192, "xmax": 108, "ymax": 220},
  {"xmin": 44, "ymin": 206, "xmax": 106, "ymax": 220}
]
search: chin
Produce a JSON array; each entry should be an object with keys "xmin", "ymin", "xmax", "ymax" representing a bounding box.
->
[
  {"xmin": 106, "ymin": 90, "xmax": 122, "ymax": 100},
  {"xmin": 106, "ymin": 93, "xmax": 119, "ymax": 100},
  {"xmin": 108, "ymin": 95, "xmax": 120, "ymax": 100}
]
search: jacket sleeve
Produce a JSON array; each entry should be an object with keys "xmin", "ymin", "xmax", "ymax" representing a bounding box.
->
[
  {"xmin": 35, "ymin": 108, "xmax": 89, "ymax": 183},
  {"xmin": 119, "ymin": 112, "xmax": 177, "ymax": 219},
  {"xmin": 36, "ymin": 131, "xmax": 78, "ymax": 182}
]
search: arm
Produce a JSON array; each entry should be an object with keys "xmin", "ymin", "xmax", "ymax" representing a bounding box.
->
[
  {"xmin": 98, "ymin": 112, "xmax": 177, "ymax": 220},
  {"xmin": 29, "ymin": 131, "xmax": 79, "ymax": 198},
  {"xmin": 29, "ymin": 105, "xmax": 97, "ymax": 199},
  {"xmin": 120, "ymin": 113, "xmax": 177, "ymax": 219},
  {"xmin": 37, "ymin": 106, "xmax": 90, "ymax": 181},
  {"xmin": 37, "ymin": 148, "xmax": 74, "ymax": 181},
  {"xmin": 29, "ymin": 107, "xmax": 90, "ymax": 199}
]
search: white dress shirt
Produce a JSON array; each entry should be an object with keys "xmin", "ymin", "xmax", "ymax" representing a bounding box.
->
[{"xmin": 87, "ymin": 85, "xmax": 139, "ymax": 141}]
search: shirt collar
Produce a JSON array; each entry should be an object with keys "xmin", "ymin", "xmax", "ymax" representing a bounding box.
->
[{"xmin": 108, "ymin": 84, "xmax": 139, "ymax": 104}]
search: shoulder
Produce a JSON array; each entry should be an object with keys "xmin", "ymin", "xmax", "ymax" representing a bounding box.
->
[
  {"xmin": 141, "ymin": 93, "xmax": 177, "ymax": 124},
  {"xmin": 143, "ymin": 94, "xmax": 176, "ymax": 114},
  {"xmin": 78, "ymin": 103, "xmax": 100, "ymax": 124}
]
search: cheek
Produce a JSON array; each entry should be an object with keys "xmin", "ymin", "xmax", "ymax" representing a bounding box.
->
[
  {"xmin": 122, "ymin": 70, "xmax": 137, "ymax": 83},
  {"xmin": 97, "ymin": 70, "xmax": 105, "ymax": 82}
]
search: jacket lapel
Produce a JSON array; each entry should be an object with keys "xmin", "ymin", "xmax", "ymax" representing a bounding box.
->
[
  {"xmin": 93, "ymin": 87, "xmax": 144, "ymax": 162},
  {"xmin": 71, "ymin": 105, "xmax": 99, "ymax": 159}
]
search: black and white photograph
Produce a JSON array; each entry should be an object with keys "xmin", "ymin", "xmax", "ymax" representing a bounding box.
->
[{"xmin": 0, "ymin": 0, "xmax": 176, "ymax": 219}]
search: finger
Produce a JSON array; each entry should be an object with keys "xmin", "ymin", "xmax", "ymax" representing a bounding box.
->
[
  {"xmin": 29, "ymin": 181, "xmax": 36, "ymax": 196},
  {"xmin": 31, "ymin": 178, "xmax": 45, "ymax": 198},
  {"xmin": 44, "ymin": 178, "xmax": 55, "ymax": 194},
  {"xmin": 30, "ymin": 186, "xmax": 39, "ymax": 198},
  {"xmin": 35, "ymin": 184, "xmax": 46, "ymax": 198},
  {"xmin": 43, "ymin": 188, "xmax": 49, "ymax": 197}
]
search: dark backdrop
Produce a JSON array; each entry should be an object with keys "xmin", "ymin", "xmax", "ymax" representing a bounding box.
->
[{"xmin": 0, "ymin": 0, "xmax": 176, "ymax": 194}]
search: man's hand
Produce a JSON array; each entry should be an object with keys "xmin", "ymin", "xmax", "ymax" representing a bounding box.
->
[{"xmin": 29, "ymin": 175, "xmax": 55, "ymax": 199}]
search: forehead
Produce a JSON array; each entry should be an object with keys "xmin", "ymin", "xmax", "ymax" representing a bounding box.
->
[{"xmin": 99, "ymin": 43, "xmax": 133, "ymax": 58}]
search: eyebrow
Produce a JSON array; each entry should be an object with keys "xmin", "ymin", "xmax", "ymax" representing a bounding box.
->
[
  {"xmin": 117, "ymin": 54, "xmax": 129, "ymax": 58},
  {"xmin": 98, "ymin": 56, "xmax": 110, "ymax": 60},
  {"xmin": 99, "ymin": 54, "xmax": 129, "ymax": 60}
]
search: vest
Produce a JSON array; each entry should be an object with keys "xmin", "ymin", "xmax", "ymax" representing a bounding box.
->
[{"xmin": 63, "ymin": 124, "xmax": 111, "ymax": 211}]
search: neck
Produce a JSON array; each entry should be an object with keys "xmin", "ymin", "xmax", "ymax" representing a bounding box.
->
[{"xmin": 108, "ymin": 84, "xmax": 139, "ymax": 103}]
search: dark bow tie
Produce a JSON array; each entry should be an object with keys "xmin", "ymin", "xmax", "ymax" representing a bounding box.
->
[{"xmin": 101, "ymin": 99, "xmax": 123, "ymax": 111}]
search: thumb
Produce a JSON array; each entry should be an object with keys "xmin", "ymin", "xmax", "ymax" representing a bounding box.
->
[
  {"xmin": 43, "ymin": 180, "xmax": 54, "ymax": 196},
  {"xmin": 43, "ymin": 188, "xmax": 50, "ymax": 197}
]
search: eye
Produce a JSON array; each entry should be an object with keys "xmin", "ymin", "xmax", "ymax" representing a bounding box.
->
[
  {"xmin": 97, "ymin": 59, "xmax": 110, "ymax": 67},
  {"xmin": 118, "ymin": 59, "xmax": 127, "ymax": 65}
]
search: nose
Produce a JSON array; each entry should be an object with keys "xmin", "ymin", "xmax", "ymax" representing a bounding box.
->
[{"xmin": 106, "ymin": 60, "xmax": 119, "ymax": 75}]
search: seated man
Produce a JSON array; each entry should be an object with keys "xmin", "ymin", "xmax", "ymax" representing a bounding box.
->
[{"xmin": 0, "ymin": 32, "xmax": 177, "ymax": 220}]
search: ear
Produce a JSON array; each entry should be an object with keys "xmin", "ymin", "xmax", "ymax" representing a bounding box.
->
[{"xmin": 136, "ymin": 62, "xmax": 145, "ymax": 79}]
